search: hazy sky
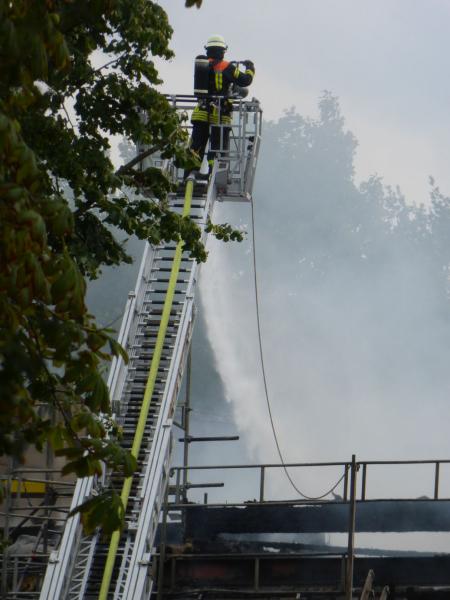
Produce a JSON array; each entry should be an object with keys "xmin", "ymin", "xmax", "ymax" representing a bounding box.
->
[
  {"xmin": 155, "ymin": 2, "xmax": 450, "ymax": 518},
  {"xmin": 158, "ymin": 0, "xmax": 450, "ymax": 205}
]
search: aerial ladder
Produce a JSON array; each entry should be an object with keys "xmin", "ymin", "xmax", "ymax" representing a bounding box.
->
[{"xmin": 39, "ymin": 95, "xmax": 262, "ymax": 600}]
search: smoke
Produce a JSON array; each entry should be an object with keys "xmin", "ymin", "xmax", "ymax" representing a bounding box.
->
[
  {"xmin": 199, "ymin": 219, "xmax": 273, "ymax": 461},
  {"xmin": 200, "ymin": 203, "xmax": 350, "ymax": 500},
  {"xmin": 199, "ymin": 102, "xmax": 450, "ymax": 509}
]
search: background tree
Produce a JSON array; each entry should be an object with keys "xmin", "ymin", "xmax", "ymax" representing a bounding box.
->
[
  {"xmin": 249, "ymin": 92, "xmax": 450, "ymax": 460},
  {"xmin": 0, "ymin": 0, "xmax": 216, "ymax": 530},
  {"xmin": 193, "ymin": 91, "xmax": 450, "ymax": 484}
]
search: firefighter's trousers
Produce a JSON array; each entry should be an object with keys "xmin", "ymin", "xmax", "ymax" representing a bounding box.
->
[{"xmin": 189, "ymin": 120, "xmax": 231, "ymax": 173}]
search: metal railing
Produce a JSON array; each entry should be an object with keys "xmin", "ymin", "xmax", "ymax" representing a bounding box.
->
[
  {"xmin": 165, "ymin": 456, "xmax": 450, "ymax": 600},
  {"xmin": 0, "ymin": 462, "xmax": 76, "ymax": 599},
  {"xmin": 169, "ymin": 456, "xmax": 450, "ymax": 505},
  {"xmin": 141, "ymin": 94, "xmax": 263, "ymax": 201}
]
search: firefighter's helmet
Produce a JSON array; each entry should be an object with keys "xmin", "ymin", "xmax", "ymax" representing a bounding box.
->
[{"xmin": 205, "ymin": 34, "xmax": 228, "ymax": 51}]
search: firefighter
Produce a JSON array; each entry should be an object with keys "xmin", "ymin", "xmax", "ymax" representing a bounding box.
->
[{"xmin": 187, "ymin": 34, "xmax": 255, "ymax": 179}]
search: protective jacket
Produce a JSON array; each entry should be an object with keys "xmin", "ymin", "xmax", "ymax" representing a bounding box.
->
[{"xmin": 192, "ymin": 57, "xmax": 255, "ymax": 125}]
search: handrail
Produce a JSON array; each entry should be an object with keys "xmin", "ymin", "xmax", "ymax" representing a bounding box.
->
[
  {"xmin": 171, "ymin": 458, "xmax": 450, "ymax": 470},
  {"xmin": 170, "ymin": 457, "xmax": 450, "ymax": 505},
  {"xmin": 98, "ymin": 177, "xmax": 194, "ymax": 600}
]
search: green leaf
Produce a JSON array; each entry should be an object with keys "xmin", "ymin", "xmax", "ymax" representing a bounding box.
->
[
  {"xmin": 69, "ymin": 490, "xmax": 124, "ymax": 535},
  {"xmin": 47, "ymin": 426, "xmax": 67, "ymax": 451},
  {"xmin": 51, "ymin": 267, "xmax": 76, "ymax": 302},
  {"xmin": 55, "ymin": 447, "xmax": 84, "ymax": 459},
  {"xmin": 109, "ymin": 337, "xmax": 128, "ymax": 364},
  {"xmin": 61, "ymin": 455, "xmax": 102, "ymax": 478}
]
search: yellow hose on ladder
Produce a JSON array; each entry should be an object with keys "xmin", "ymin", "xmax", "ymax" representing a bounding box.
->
[{"xmin": 98, "ymin": 178, "xmax": 194, "ymax": 600}]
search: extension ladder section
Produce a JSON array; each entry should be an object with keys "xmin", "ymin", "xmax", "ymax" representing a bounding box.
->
[
  {"xmin": 40, "ymin": 182, "xmax": 214, "ymax": 599},
  {"xmin": 39, "ymin": 95, "xmax": 262, "ymax": 600}
]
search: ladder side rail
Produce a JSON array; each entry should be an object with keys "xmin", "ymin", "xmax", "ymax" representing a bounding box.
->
[
  {"xmin": 112, "ymin": 536, "xmax": 133, "ymax": 600},
  {"xmin": 39, "ymin": 242, "xmax": 157, "ymax": 600},
  {"xmin": 120, "ymin": 178, "xmax": 217, "ymax": 600},
  {"xmin": 68, "ymin": 531, "xmax": 98, "ymax": 600},
  {"xmin": 110, "ymin": 242, "xmax": 158, "ymax": 414},
  {"xmin": 136, "ymin": 259, "xmax": 201, "ymax": 499},
  {"xmin": 39, "ymin": 477, "xmax": 93, "ymax": 599},
  {"xmin": 115, "ymin": 295, "xmax": 195, "ymax": 600},
  {"xmin": 106, "ymin": 291, "xmax": 135, "ymax": 394},
  {"xmin": 40, "ymin": 312, "xmax": 137, "ymax": 597},
  {"xmin": 135, "ymin": 240, "xmax": 202, "ymax": 502},
  {"xmin": 117, "ymin": 244, "xmax": 211, "ymax": 597},
  {"xmin": 127, "ymin": 445, "xmax": 173, "ymax": 600},
  {"xmin": 98, "ymin": 179, "xmax": 196, "ymax": 600},
  {"xmin": 130, "ymin": 241, "xmax": 153, "ymax": 330},
  {"xmin": 67, "ymin": 240, "xmax": 170, "ymax": 599},
  {"xmin": 112, "ymin": 298, "xmax": 196, "ymax": 598},
  {"xmin": 64, "ymin": 243, "xmax": 159, "ymax": 598}
]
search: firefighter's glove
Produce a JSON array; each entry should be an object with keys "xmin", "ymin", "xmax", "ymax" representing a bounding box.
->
[{"xmin": 243, "ymin": 60, "xmax": 255, "ymax": 73}]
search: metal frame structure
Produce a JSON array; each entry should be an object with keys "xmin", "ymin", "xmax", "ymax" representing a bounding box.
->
[
  {"xmin": 0, "ymin": 465, "xmax": 75, "ymax": 599},
  {"xmin": 161, "ymin": 95, "xmax": 262, "ymax": 201},
  {"xmin": 169, "ymin": 457, "xmax": 450, "ymax": 503},
  {"xmin": 159, "ymin": 552, "xmax": 450, "ymax": 599},
  {"xmin": 27, "ymin": 96, "xmax": 262, "ymax": 600},
  {"xmin": 156, "ymin": 457, "xmax": 450, "ymax": 599}
]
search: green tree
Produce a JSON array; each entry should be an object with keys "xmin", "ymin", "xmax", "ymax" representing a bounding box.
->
[{"xmin": 0, "ymin": 0, "xmax": 212, "ymax": 529}]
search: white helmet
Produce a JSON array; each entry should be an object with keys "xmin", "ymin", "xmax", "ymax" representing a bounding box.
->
[{"xmin": 205, "ymin": 34, "xmax": 228, "ymax": 50}]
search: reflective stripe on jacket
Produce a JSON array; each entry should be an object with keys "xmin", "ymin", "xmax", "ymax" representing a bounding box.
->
[
  {"xmin": 209, "ymin": 58, "xmax": 254, "ymax": 94},
  {"xmin": 192, "ymin": 100, "xmax": 233, "ymax": 124},
  {"xmin": 192, "ymin": 56, "xmax": 254, "ymax": 124}
]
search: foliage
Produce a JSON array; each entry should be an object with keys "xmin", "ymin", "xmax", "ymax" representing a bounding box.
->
[
  {"xmin": 206, "ymin": 219, "xmax": 244, "ymax": 242},
  {"xmin": 69, "ymin": 488, "xmax": 125, "ymax": 535},
  {"xmin": 0, "ymin": 0, "xmax": 226, "ymax": 527}
]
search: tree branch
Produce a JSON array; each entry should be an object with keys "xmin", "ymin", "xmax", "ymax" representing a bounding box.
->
[
  {"xmin": 116, "ymin": 129, "xmax": 180, "ymax": 176},
  {"xmin": 115, "ymin": 144, "xmax": 160, "ymax": 175},
  {"xmin": 92, "ymin": 54, "xmax": 127, "ymax": 75},
  {"xmin": 62, "ymin": 103, "xmax": 76, "ymax": 130}
]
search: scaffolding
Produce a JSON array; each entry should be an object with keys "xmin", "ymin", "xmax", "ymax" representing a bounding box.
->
[{"xmin": 157, "ymin": 457, "xmax": 450, "ymax": 599}]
